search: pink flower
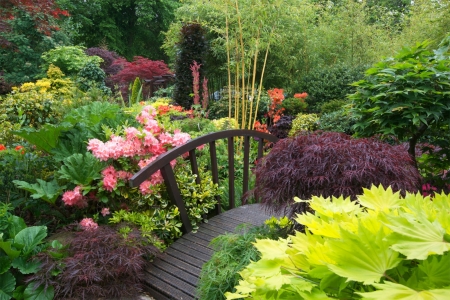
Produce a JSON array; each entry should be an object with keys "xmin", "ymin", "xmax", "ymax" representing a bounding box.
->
[
  {"xmin": 103, "ymin": 174, "xmax": 117, "ymax": 192},
  {"xmin": 117, "ymin": 171, "xmax": 133, "ymax": 180},
  {"xmin": 172, "ymin": 130, "xmax": 191, "ymax": 147},
  {"xmin": 62, "ymin": 186, "xmax": 87, "ymax": 208},
  {"xmin": 101, "ymin": 207, "xmax": 110, "ymax": 216},
  {"xmin": 139, "ymin": 180, "xmax": 153, "ymax": 195},
  {"xmin": 102, "ymin": 165, "xmax": 116, "ymax": 177},
  {"xmin": 79, "ymin": 218, "xmax": 98, "ymax": 231},
  {"xmin": 124, "ymin": 127, "xmax": 140, "ymax": 139},
  {"xmin": 158, "ymin": 132, "xmax": 173, "ymax": 146}
]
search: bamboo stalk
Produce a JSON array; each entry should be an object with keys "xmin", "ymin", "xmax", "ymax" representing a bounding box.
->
[{"xmin": 225, "ymin": 12, "xmax": 232, "ymax": 119}]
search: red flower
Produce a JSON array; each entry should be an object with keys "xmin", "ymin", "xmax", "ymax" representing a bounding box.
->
[
  {"xmin": 0, "ymin": 144, "xmax": 6, "ymax": 151},
  {"xmin": 15, "ymin": 145, "xmax": 25, "ymax": 154},
  {"xmin": 294, "ymin": 92, "xmax": 308, "ymax": 99}
]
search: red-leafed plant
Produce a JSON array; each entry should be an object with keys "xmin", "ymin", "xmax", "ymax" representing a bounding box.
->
[
  {"xmin": 27, "ymin": 226, "xmax": 159, "ymax": 300},
  {"xmin": 110, "ymin": 56, "xmax": 171, "ymax": 99},
  {"xmin": 248, "ymin": 131, "xmax": 421, "ymax": 216}
]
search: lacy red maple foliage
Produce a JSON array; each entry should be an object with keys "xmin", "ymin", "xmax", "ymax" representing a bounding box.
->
[{"xmin": 110, "ymin": 56, "xmax": 171, "ymax": 85}]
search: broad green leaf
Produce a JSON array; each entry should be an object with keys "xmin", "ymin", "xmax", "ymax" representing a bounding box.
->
[
  {"xmin": 298, "ymin": 287, "xmax": 332, "ymax": 300},
  {"xmin": 382, "ymin": 213, "xmax": 450, "ymax": 260},
  {"xmin": 57, "ymin": 152, "xmax": 104, "ymax": 186},
  {"xmin": 418, "ymin": 254, "xmax": 450, "ymax": 288},
  {"xmin": 0, "ymin": 257, "xmax": 11, "ymax": 274},
  {"xmin": 327, "ymin": 224, "xmax": 401, "ymax": 284},
  {"xmin": 0, "ymin": 241, "xmax": 21, "ymax": 260},
  {"xmin": 62, "ymin": 101, "xmax": 121, "ymax": 126},
  {"xmin": 357, "ymin": 185, "xmax": 402, "ymax": 211},
  {"xmin": 14, "ymin": 226, "xmax": 47, "ymax": 256},
  {"xmin": 7, "ymin": 216, "xmax": 26, "ymax": 239},
  {"xmin": 23, "ymin": 283, "xmax": 54, "ymax": 300},
  {"xmin": 13, "ymin": 123, "xmax": 72, "ymax": 153},
  {"xmin": 358, "ymin": 281, "xmax": 450, "ymax": 299},
  {"xmin": 11, "ymin": 257, "xmax": 41, "ymax": 274},
  {"xmin": 12, "ymin": 180, "xmax": 65, "ymax": 205},
  {"xmin": 0, "ymin": 271, "xmax": 15, "ymax": 300}
]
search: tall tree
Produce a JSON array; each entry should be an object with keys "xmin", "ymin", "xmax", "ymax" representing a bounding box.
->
[{"xmin": 56, "ymin": 0, "xmax": 179, "ymax": 60}]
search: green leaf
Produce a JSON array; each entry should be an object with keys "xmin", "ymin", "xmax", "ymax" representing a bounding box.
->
[
  {"xmin": 327, "ymin": 223, "xmax": 401, "ymax": 284},
  {"xmin": 418, "ymin": 254, "xmax": 450, "ymax": 288},
  {"xmin": 7, "ymin": 216, "xmax": 26, "ymax": 239},
  {"xmin": 0, "ymin": 241, "xmax": 21, "ymax": 260},
  {"xmin": 11, "ymin": 257, "xmax": 41, "ymax": 274},
  {"xmin": 358, "ymin": 281, "xmax": 450, "ymax": 299},
  {"xmin": 57, "ymin": 152, "xmax": 104, "ymax": 186},
  {"xmin": 382, "ymin": 213, "xmax": 450, "ymax": 260},
  {"xmin": 23, "ymin": 283, "xmax": 54, "ymax": 300},
  {"xmin": 357, "ymin": 185, "xmax": 402, "ymax": 211},
  {"xmin": 62, "ymin": 101, "xmax": 121, "ymax": 126},
  {"xmin": 0, "ymin": 271, "xmax": 15, "ymax": 300},
  {"xmin": 12, "ymin": 180, "xmax": 65, "ymax": 205},
  {"xmin": 13, "ymin": 123, "xmax": 72, "ymax": 153},
  {"xmin": 0, "ymin": 257, "xmax": 11, "ymax": 274},
  {"xmin": 14, "ymin": 226, "xmax": 47, "ymax": 257}
]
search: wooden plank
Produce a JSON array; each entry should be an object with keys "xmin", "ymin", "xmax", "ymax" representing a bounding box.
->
[
  {"xmin": 169, "ymin": 242, "xmax": 212, "ymax": 262},
  {"xmin": 143, "ymin": 267, "xmax": 196, "ymax": 299}
]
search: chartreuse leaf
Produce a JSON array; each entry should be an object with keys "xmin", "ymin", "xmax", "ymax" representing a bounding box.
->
[
  {"xmin": 307, "ymin": 195, "xmax": 362, "ymax": 220},
  {"xmin": 357, "ymin": 281, "xmax": 450, "ymax": 299},
  {"xmin": 327, "ymin": 223, "xmax": 401, "ymax": 284},
  {"xmin": 357, "ymin": 185, "xmax": 402, "ymax": 211},
  {"xmin": 382, "ymin": 212, "xmax": 450, "ymax": 260},
  {"xmin": 0, "ymin": 271, "xmax": 15, "ymax": 300},
  {"xmin": 12, "ymin": 179, "xmax": 65, "ymax": 205}
]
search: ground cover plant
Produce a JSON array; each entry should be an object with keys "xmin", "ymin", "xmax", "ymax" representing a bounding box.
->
[
  {"xmin": 226, "ymin": 185, "xmax": 450, "ymax": 299},
  {"xmin": 248, "ymin": 131, "xmax": 421, "ymax": 216}
]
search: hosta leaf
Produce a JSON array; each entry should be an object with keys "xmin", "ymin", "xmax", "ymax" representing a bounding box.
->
[
  {"xmin": 11, "ymin": 257, "xmax": 41, "ymax": 274},
  {"xmin": 357, "ymin": 185, "xmax": 402, "ymax": 211},
  {"xmin": 14, "ymin": 226, "xmax": 47, "ymax": 257},
  {"xmin": 7, "ymin": 216, "xmax": 26, "ymax": 239},
  {"xmin": 12, "ymin": 180, "xmax": 65, "ymax": 205},
  {"xmin": 0, "ymin": 241, "xmax": 21, "ymax": 260},
  {"xmin": 23, "ymin": 283, "xmax": 54, "ymax": 300},
  {"xmin": 12, "ymin": 123, "xmax": 72, "ymax": 153},
  {"xmin": 327, "ymin": 223, "xmax": 401, "ymax": 284},
  {"xmin": 358, "ymin": 281, "xmax": 450, "ymax": 299},
  {"xmin": 382, "ymin": 213, "xmax": 450, "ymax": 260},
  {"xmin": 0, "ymin": 257, "xmax": 11, "ymax": 274},
  {"xmin": 57, "ymin": 152, "xmax": 104, "ymax": 186},
  {"xmin": 0, "ymin": 271, "xmax": 15, "ymax": 300}
]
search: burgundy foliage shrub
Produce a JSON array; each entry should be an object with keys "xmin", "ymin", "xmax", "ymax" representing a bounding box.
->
[
  {"xmin": 110, "ymin": 56, "xmax": 171, "ymax": 99},
  {"xmin": 249, "ymin": 131, "xmax": 421, "ymax": 216},
  {"xmin": 85, "ymin": 47, "xmax": 120, "ymax": 76},
  {"xmin": 268, "ymin": 115, "xmax": 295, "ymax": 139},
  {"xmin": 28, "ymin": 226, "xmax": 159, "ymax": 300}
]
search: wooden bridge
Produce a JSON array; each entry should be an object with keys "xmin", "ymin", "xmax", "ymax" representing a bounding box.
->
[{"xmin": 130, "ymin": 130, "xmax": 279, "ymax": 299}]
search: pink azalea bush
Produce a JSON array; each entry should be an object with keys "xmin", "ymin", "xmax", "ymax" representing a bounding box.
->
[{"xmin": 61, "ymin": 105, "xmax": 193, "ymax": 226}]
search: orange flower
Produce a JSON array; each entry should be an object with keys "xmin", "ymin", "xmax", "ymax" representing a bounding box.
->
[
  {"xmin": 294, "ymin": 92, "xmax": 308, "ymax": 99},
  {"xmin": 268, "ymin": 88, "xmax": 285, "ymax": 102},
  {"xmin": 15, "ymin": 145, "xmax": 25, "ymax": 154},
  {"xmin": 0, "ymin": 144, "xmax": 6, "ymax": 151}
]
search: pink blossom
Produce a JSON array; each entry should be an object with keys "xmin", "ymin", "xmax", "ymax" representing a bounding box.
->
[
  {"xmin": 172, "ymin": 130, "xmax": 191, "ymax": 147},
  {"xmin": 158, "ymin": 132, "xmax": 173, "ymax": 146},
  {"xmin": 102, "ymin": 165, "xmax": 116, "ymax": 177},
  {"xmin": 87, "ymin": 139, "xmax": 103, "ymax": 153},
  {"xmin": 117, "ymin": 171, "xmax": 133, "ymax": 180},
  {"xmin": 139, "ymin": 180, "xmax": 153, "ymax": 195},
  {"xmin": 62, "ymin": 186, "xmax": 87, "ymax": 208},
  {"xmin": 79, "ymin": 218, "xmax": 98, "ymax": 231},
  {"xmin": 144, "ymin": 119, "xmax": 161, "ymax": 133},
  {"xmin": 101, "ymin": 207, "xmax": 110, "ymax": 217},
  {"xmin": 124, "ymin": 127, "xmax": 140, "ymax": 139},
  {"xmin": 151, "ymin": 171, "xmax": 164, "ymax": 185},
  {"xmin": 103, "ymin": 174, "xmax": 117, "ymax": 192}
]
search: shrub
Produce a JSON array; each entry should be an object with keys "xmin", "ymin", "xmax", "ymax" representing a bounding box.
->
[
  {"xmin": 295, "ymin": 63, "xmax": 367, "ymax": 112},
  {"xmin": 172, "ymin": 23, "xmax": 208, "ymax": 109},
  {"xmin": 248, "ymin": 131, "xmax": 421, "ymax": 216},
  {"xmin": 288, "ymin": 113, "xmax": 319, "ymax": 136},
  {"xmin": 319, "ymin": 99, "xmax": 348, "ymax": 114},
  {"xmin": 76, "ymin": 61, "xmax": 110, "ymax": 94},
  {"xmin": 28, "ymin": 225, "xmax": 160, "ymax": 300},
  {"xmin": 317, "ymin": 108, "xmax": 358, "ymax": 135},
  {"xmin": 110, "ymin": 56, "xmax": 171, "ymax": 100},
  {"xmin": 84, "ymin": 47, "xmax": 121, "ymax": 76},
  {"xmin": 227, "ymin": 185, "xmax": 450, "ymax": 299},
  {"xmin": 280, "ymin": 97, "xmax": 308, "ymax": 116},
  {"xmin": 41, "ymin": 46, "xmax": 103, "ymax": 77},
  {"xmin": 267, "ymin": 115, "xmax": 294, "ymax": 139}
]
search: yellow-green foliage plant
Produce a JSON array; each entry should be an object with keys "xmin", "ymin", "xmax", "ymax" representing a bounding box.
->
[
  {"xmin": 212, "ymin": 117, "xmax": 239, "ymax": 130},
  {"xmin": 226, "ymin": 185, "xmax": 450, "ymax": 299},
  {"xmin": 288, "ymin": 113, "xmax": 319, "ymax": 137}
]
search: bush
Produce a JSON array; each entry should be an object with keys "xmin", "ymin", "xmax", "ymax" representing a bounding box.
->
[
  {"xmin": 280, "ymin": 97, "xmax": 308, "ymax": 116},
  {"xmin": 295, "ymin": 63, "xmax": 367, "ymax": 112},
  {"xmin": 28, "ymin": 225, "xmax": 160, "ymax": 300},
  {"xmin": 227, "ymin": 185, "xmax": 450, "ymax": 299},
  {"xmin": 267, "ymin": 115, "xmax": 295, "ymax": 139},
  {"xmin": 248, "ymin": 131, "xmax": 421, "ymax": 216},
  {"xmin": 317, "ymin": 108, "xmax": 358, "ymax": 135},
  {"xmin": 288, "ymin": 113, "xmax": 319, "ymax": 136},
  {"xmin": 172, "ymin": 23, "xmax": 208, "ymax": 109},
  {"xmin": 41, "ymin": 46, "xmax": 103, "ymax": 76},
  {"xmin": 319, "ymin": 99, "xmax": 348, "ymax": 114}
]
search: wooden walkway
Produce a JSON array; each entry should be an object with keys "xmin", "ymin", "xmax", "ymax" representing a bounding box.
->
[{"xmin": 141, "ymin": 204, "xmax": 274, "ymax": 300}]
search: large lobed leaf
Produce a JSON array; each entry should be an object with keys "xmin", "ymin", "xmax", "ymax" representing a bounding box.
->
[{"xmin": 57, "ymin": 152, "xmax": 105, "ymax": 186}]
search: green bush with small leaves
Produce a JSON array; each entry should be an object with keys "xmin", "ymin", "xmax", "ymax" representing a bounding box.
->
[
  {"xmin": 288, "ymin": 113, "xmax": 319, "ymax": 136},
  {"xmin": 318, "ymin": 109, "xmax": 358, "ymax": 135},
  {"xmin": 41, "ymin": 46, "xmax": 103, "ymax": 76},
  {"xmin": 319, "ymin": 99, "xmax": 348, "ymax": 114},
  {"xmin": 281, "ymin": 97, "xmax": 308, "ymax": 116}
]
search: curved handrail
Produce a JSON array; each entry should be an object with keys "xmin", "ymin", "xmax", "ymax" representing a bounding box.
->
[
  {"xmin": 129, "ymin": 129, "xmax": 279, "ymax": 233},
  {"xmin": 130, "ymin": 129, "xmax": 278, "ymax": 187}
]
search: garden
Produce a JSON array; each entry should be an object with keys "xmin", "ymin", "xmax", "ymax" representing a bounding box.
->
[{"xmin": 1, "ymin": 0, "xmax": 450, "ymax": 299}]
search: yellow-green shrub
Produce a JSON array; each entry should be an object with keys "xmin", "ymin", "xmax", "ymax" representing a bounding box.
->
[
  {"xmin": 212, "ymin": 117, "xmax": 239, "ymax": 130},
  {"xmin": 288, "ymin": 113, "xmax": 319, "ymax": 136}
]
